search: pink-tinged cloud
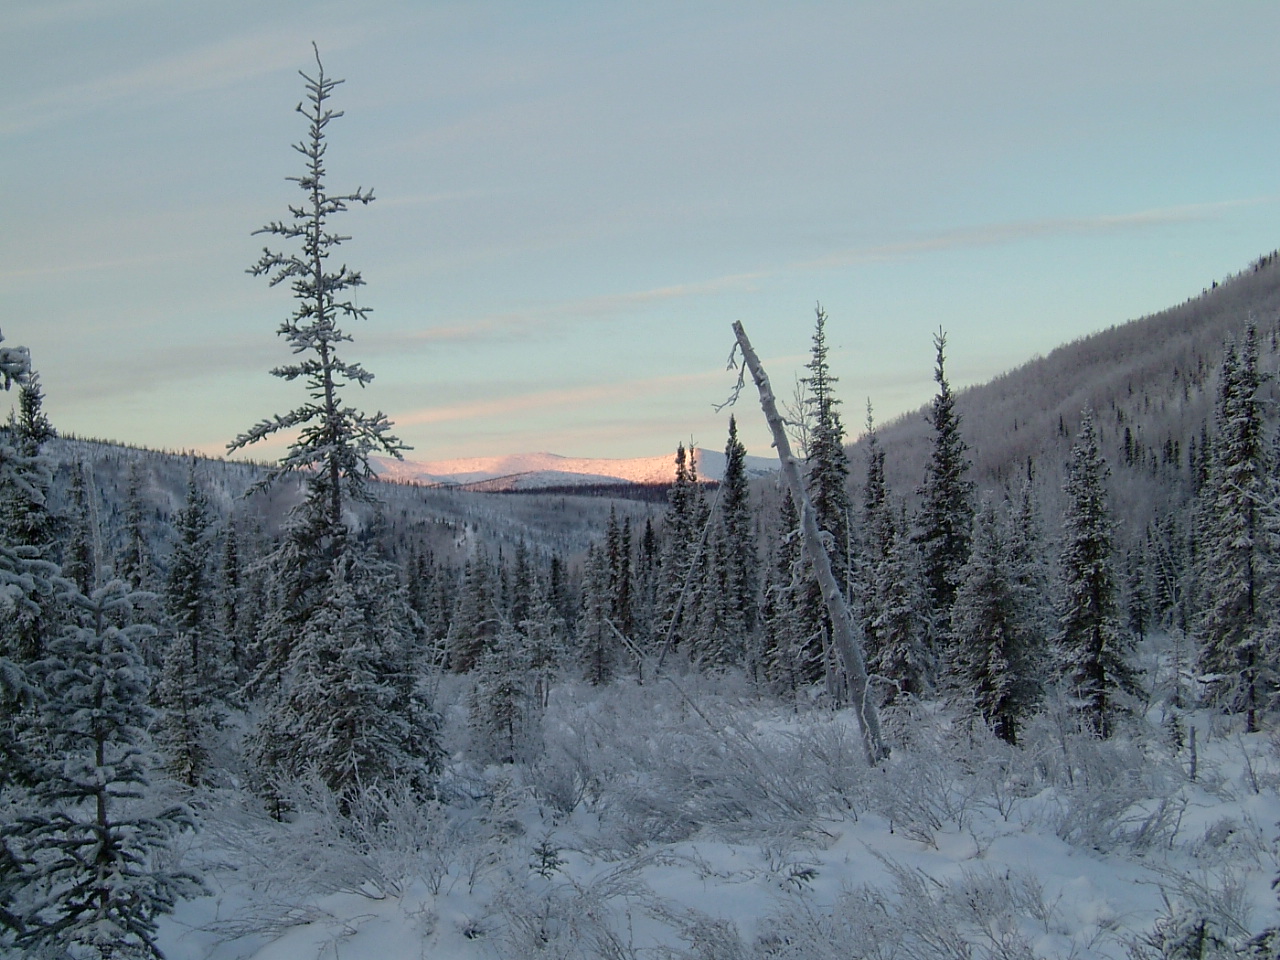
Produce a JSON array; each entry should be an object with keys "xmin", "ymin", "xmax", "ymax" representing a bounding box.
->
[{"xmin": 395, "ymin": 369, "xmax": 727, "ymax": 427}]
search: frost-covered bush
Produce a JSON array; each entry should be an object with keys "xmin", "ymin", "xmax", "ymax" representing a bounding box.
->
[{"xmin": 746, "ymin": 857, "xmax": 1051, "ymax": 960}]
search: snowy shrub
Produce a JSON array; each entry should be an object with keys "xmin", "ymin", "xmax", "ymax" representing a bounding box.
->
[
  {"xmin": 488, "ymin": 858, "xmax": 650, "ymax": 960},
  {"xmin": 1130, "ymin": 871, "xmax": 1255, "ymax": 960},
  {"xmin": 865, "ymin": 707, "xmax": 988, "ymax": 846},
  {"xmin": 748, "ymin": 856, "xmax": 1051, "ymax": 960}
]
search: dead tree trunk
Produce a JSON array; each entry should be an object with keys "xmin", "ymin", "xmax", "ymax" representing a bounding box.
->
[{"xmin": 731, "ymin": 320, "xmax": 888, "ymax": 765}]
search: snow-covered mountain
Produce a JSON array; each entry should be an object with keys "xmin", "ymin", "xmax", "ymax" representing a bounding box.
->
[{"xmin": 370, "ymin": 447, "xmax": 777, "ymax": 491}]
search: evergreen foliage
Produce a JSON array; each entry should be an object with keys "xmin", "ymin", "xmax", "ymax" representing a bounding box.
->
[
  {"xmin": 227, "ymin": 47, "xmax": 439, "ymax": 803},
  {"xmin": 951, "ymin": 498, "xmax": 1040, "ymax": 743},
  {"xmin": 1058, "ymin": 408, "xmax": 1136, "ymax": 737},
  {"xmin": 470, "ymin": 619, "xmax": 542, "ymax": 765},
  {"xmin": 718, "ymin": 416, "xmax": 758, "ymax": 670},
  {"xmin": 802, "ymin": 305, "xmax": 853, "ymax": 588},
  {"xmin": 249, "ymin": 554, "xmax": 440, "ymax": 806},
  {"xmin": 866, "ymin": 502, "xmax": 930, "ymax": 703},
  {"xmin": 4, "ymin": 583, "xmax": 201, "ymax": 959},
  {"xmin": 914, "ymin": 328, "xmax": 975, "ymax": 665},
  {"xmin": 1195, "ymin": 327, "xmax": 1277, "ymax": 731}
]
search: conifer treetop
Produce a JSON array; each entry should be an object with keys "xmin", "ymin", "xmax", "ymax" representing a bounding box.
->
[{"xmin": 229, "ymin": 45, "xmax": 406, "ymax": 535}]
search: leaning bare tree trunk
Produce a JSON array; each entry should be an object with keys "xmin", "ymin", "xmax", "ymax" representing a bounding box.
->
[{"xmin": 732, "ymin": 320, "xmax": 888, "ymax": 765}]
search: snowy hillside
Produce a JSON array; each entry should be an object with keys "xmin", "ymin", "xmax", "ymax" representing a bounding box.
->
[{"xmin": 370, "ymin": 447, "xmax": 777, "ymax": 490}]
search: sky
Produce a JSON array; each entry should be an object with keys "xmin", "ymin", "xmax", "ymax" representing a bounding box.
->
[{"xmin": 6, "ymin": 1, "xmax": 1280, "ymax": 464}]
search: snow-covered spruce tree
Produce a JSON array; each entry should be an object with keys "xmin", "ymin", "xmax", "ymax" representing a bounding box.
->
[
  {"xmin": 914, "ymin": 328, "xmax": 974, "ymax": 674},
  {"xmin": 0, "ymin": 353, "xmax": 60, "ymax": 672},
  {"xmin": 249, "ymin": 555, "xmax": 440, "ymax": 808},
  {"xmin": 603, "ymin": 508, "xmax": 635, "ymax": 644},
  {"xmin": 951, "ymin": 498, "xmax": 1038, "ymax": 744},
  {"xmin": 760, "ymin": 488, "xmax": 810, "ymax": 695},
  {"xmin": 856, "ymin": 404, "xmax": 929, "ymax": 702},
  {"xmin": 1196, "ymin": 328, "xmax": 1276, "ymax": 732},
  {"xmin": 521, "ymin": 576, "xmax": 569, "ymax": 709},
  {"xmin": 215, "ymin": 518, "xmax": 252, "ymax": 687},
  {"xmin": 1006, "ymin": 474, "xmax": 1051, "ymax": 671},
  {"xmin": 163, "ymin": 462, "xmax": 222, "ymax": 684},
  {"xmin": 5, "ymin": 582, "xmax": 201, "ymax": 959},
  {"xmin": 803, "ymin": 305, "xmax": 853, "ymax": 590},
  {"xmin": 116, "ymin": 462, "xmax": 155, "ymax": 592},
  {"xmin": 447, "ymin": 557, "xmax": 496, "ymax": 673},
  {"xmin": 657, "ymin": 442, "xmax": 709, "ymax": 656},
  {"xmin": 229, "ymin": 46, "xmax": 406, "ymax": 686},
  {"xmin": 718, "ymin": 415, "xmax": 758, "ymax": 670},
  {"xmin": 1058, "ymin": 408, "xmax": 1136, "ymax": 738},
  {"xmin": 795, "ymin": 307, "xmax": 855, "ymax": 695},
  {"xmin": 0, "ymin": 333, "xmax": 64, "ymax": 936},
  {"xmin": 867, "ymin": 502, "xmax": 930, "ymax": 704},
  {"xmin": 229, "ymin": 49, "xmax": 439, "ymax": 800},
  {"xmin": 577, "ymin": 544, "xmax": 616, "ymax": 685},
  {"xmin": 61, "ymin": 462, "xmax": 97, "ymax": 597},
  {"xmin": 469, "ymin": 618, "xmax": 541, "ymax": 765}
]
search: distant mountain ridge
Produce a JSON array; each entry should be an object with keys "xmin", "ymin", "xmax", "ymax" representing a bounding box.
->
[{"xmin": 370, "ymin": 447, "xmax": 777, "ymax": 491}]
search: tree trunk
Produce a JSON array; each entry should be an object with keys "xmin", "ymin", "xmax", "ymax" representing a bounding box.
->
[{"xmin": 732, "ymin": 321, "xmax": 888, "ymax": 764}]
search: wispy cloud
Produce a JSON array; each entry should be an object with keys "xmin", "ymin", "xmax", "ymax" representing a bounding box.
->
[
  {"xmin": 1, "ymin": 23, "xmax": 369, "ymax": 136},
  {"xmin": 369, "ymin": 271, "xmax": 767, "ymax": 350},
  {"xmin": 374, "ymin": 198, "xmax": 1271, "ymax": 352},
  {"xmin": 797, "ymin": 198, "xmax": 1277, "ymax": 270}
]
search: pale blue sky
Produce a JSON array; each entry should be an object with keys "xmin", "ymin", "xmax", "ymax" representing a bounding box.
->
[{"xmin": 6, "ymin": 1, "xmax": 1280, "ymax": 462}]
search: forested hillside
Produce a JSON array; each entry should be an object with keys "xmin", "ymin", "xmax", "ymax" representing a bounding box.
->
[{"xmin": 866, "ymin": 251, "xmax": 1280, "ymax": 539}]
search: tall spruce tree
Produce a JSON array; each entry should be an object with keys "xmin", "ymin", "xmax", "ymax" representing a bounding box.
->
[
  {"xmin": 229, "ymin": 46, "xmax": 406, "ymax": 686},
  {"xmin": 164, "ymin": 463, "xmax": 217, "ymax": 677},
  {"xmin": 914, "ymin": 328, "xmax": 974, "ymax": 671},
  {"xmin": 803, "ymin": 305, "xmax": 853, "ymax": 588},
  {"xmin": 658, "ymin": 443, "xmax": 708, "ymax": 657},
  {"xmin": 0, "ymin": 333, "xmax": 60, "ymax": 796},
  {"xmin": 1058, "ymin": 408, "xmax": 1135, "ymax": 738},
  {"xmin": 718, "ymin": 416, "xmax": 757, "ymax": 669},
  {"xmin": 1196, "ymin": 328, "xmax": 1276, "ymax": 731},
  {"xmin": 228, "ymin": 48, "xmax": 437, "ymax": 798}
]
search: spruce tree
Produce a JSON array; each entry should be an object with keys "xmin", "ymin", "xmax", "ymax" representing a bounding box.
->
[
  {"xmin": 951, "ymin": 498, "xmax": 1038, "ymax": 743},
  {"xmin": 803, "ymin": 306, "xmax": 853, "ymax": 589},
  {"xmin": 469, "ymin": 619, "xmax": 540, "ymax": 765},
  {"xmin": 1196, "ymin": 328, "xmax": 1275, "ymax": 731},
  {"xmin": 5, "ymin": 583, "xmax": 202, "ymax": 959},
  {"xmin": 164, "ymin": 462, "xmax": 216, "ymax": 677},
  {"xmin": 228, "ymin": 47, "xmax": 438, "ymax": 798},
  {"xmin": 61, "ymin": 464, "xmax": 97, "ymax": 597},
  {"xmin": 914, "ymin": 328, "xmax": 974, "ymax": 671},
  {"xmin": 1058, "ymin": 408, "xmax": 1135, "ymax": 738},
  {"xmin": 0, "ymin": 333, "xmax": 60, "ymax": 814},
  {"xmin": 867, "ymin": 502, "xmax": 929, "ymax": 703},
  {"xmin": 116, "ymin": 463, "xmax": 154, "ymax": 593},
  {"xmin": 760, "ymin": 489, "xmax": 817, "ymax": 693},
  {"xmin": 719, "ymin": 416, "xmax": 758, "ymax": 669},
  {"xmin": 578, "ymin": 545, "xmax": 616, "ymax": 685},
  {"xmin": 249, "ymin": 555, "xmax": 440, "ymax": 806},
  {"xmin": 658, "ymin": 443, "xmax": 707, "ymax": 656},
  {"xmin": 229, "ymin": 46, "xmax": 406, "ymax": 689}
]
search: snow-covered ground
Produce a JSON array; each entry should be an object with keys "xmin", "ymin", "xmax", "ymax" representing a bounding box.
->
[{"xmin": 156, "ymin": 671, "xmax": 1280, "ymax": 960}]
